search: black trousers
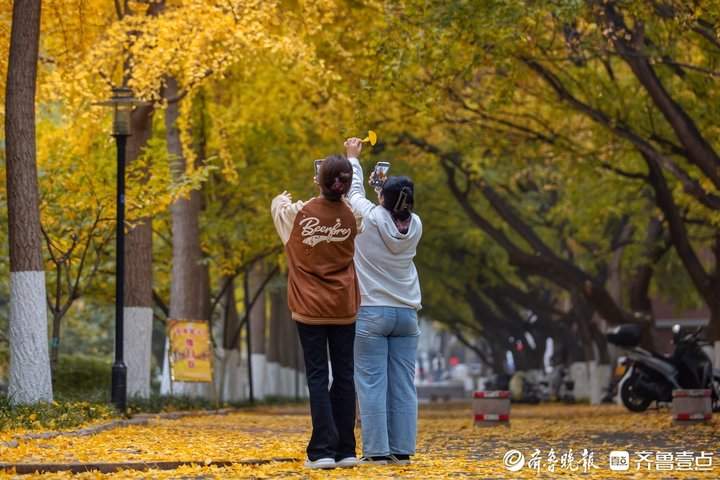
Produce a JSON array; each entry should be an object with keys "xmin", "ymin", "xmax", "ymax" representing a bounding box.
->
[{"xmin": 296, "ymin": 321, "xmax": 356, "ymax": 461}]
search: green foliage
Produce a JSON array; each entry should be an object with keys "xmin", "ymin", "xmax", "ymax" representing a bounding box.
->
[{"xmin": 52, "ymin": 354, "xmax": 112, "ymax": 402}]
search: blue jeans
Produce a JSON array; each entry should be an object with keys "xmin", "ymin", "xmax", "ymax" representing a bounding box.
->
[{"xmin": 354, "ymin": 306, "xmax": 419, "ymax": 457}]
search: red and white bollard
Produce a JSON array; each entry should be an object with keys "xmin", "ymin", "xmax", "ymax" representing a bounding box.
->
[
  {"xmin": 672, "ymin": 389, "xmax": 712, "ymax": 424},
  {"xmin": 473, "ymin": 390, "xmax": 511, "ymax": 425}
]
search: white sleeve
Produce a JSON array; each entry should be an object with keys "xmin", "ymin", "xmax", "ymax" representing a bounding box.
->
[
  {"xmin": 271, "ymin": 193, "xmax": 304, "ymax": 244},
  {"xmin": 343, "ymin": 198, "xmax": 365, "ymax": 234},
  {"xmin": 347, "ymin": 157, "xmax": 377, "ymax": 220}
]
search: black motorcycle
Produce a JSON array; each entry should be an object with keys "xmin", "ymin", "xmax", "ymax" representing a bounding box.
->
[{"xmin": 606, "ymin": 324, "xmax": 720, "ymax": 412}]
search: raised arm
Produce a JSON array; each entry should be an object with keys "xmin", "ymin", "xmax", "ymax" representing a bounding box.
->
[
  {"xmin": 270, "ymin": 191, "xmax": 304, "ymax": 244},
  {"xmin": 345, "ymin": 136, "xmax": 377, "ymax": 220}
]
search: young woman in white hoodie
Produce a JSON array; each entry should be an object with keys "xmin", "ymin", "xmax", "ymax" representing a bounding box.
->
[{"xmin": 344, "ymin": 137, "xmax": 422, "ymax": 465}]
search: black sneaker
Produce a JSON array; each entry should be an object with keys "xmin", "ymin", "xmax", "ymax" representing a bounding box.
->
[
  {"xmin": 359, "ymin": 456, "xmax": 390, "ymax": 465},
  {"xmin": 389, "ymin": 454, "xmax": 411, "ymax": 465}
]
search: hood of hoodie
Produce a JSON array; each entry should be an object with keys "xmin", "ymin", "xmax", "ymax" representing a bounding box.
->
[{"xmin": 374, "ymin": 208, "xmax": 422, "ymax": 254}]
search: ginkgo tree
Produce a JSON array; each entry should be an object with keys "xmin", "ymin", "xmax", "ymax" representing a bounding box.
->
[
  {"xmin": 17, "ymin": 0, "xmax": 350, "ymax": 399},
  {"xmin": 6, "ymin": 0, "xmax": 718, "ymax": 406},
  {"xmin": 367, "ymin": 0, "xmax": 719, "ymax": 338},
  {"xmin": 4, "ymin": 0, "xmax": 54, "ymax": 404}
]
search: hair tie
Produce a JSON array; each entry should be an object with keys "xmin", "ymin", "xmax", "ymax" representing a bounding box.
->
[
  {"xmin": 331, "ymin": 177, "xmax": 344, "ymax": 193},
  {"xmin": 393, "ymin": 186, "xmax": 412, "ymax": 213}
]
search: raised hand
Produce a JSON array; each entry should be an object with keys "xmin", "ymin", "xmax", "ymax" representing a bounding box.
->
[{"xmin": 344, "ymin": 137, "xmax": 363, "ymax": 158}]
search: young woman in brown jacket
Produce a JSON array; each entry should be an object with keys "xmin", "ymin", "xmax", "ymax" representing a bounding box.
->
[{"xmin": 270, "ymin": 155, "xmax": 363, "ymax": 469}]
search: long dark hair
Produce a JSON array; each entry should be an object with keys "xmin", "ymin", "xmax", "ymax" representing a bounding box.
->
[
  {"xmin": 318, "ymin": 155, "xmax": 352, "ymax": 202},
  {"xmin": 382, "ymin": 176, "xmax": 414, "ymax": 222}
]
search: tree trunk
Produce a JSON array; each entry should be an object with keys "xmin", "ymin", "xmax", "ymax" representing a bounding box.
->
[
  {"xmin": 164, "ymin": 78, "xmax": 209, "ymax": 397},
  {"xmin": 708, "ymin": 232, "xmax": 720, "ymax": 362},
  {"xmin": 710, "ymin": 235, "xmax": 720, "ymax": 348},
  {"xmin": 4, "ymin": 0, "xmax": 53, "ymax": 404},
  {"xmin": 278, "ymin": 300, "xmax": 295, "ymax": 397},
  {"xmin": 123, "ymin": 105, "xmax": 155, "ymax": 399},
  {"xmin": 294, "ymin": 325, "xmax": 305, "ymax": 399},
  {"xmin": 628, "ymin": 217, "xmax": 668, "ymax": 349},
  {"xmin": 434, "ymin": 149, "xmax": 639, "ymax": 327},
  {"xmin": 709, "ymin": 294, "xmax": 720, "ymax": 368},
  {"xmin": 249, "ymin": 261, "xmax": 267, "ymax": 400},
  {"xmin": 119, "ymin": 0, "xmax": 166, "ymax": 403},
  {"xmin": 50, "ymin": 311, "xmax": 61, "ymax": 372},
  {"xmin": 490, "ymin": 345, "xmax": 507, "ymax": 375},
  {"xmin": 222, "ymin": 276, "xmax": 240, "ymax": 350},
  {"xmin": 218, "ymin": 275, "xmax": 240, "ymax": 401},
  {"xmin": 267, "ymin": 283, "xmax": 287, "ymax": 397}
]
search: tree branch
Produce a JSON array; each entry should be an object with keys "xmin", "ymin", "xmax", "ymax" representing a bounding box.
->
[
  {"xmin": 228, "ymin": 265, "xmax": 280, "ymax": 348},
  {"xmin": 524, "ymin": 57, "xmax": 720, "ymax": 210},
  {"xmin": 602, "ymin": 2, "xmax": 720, "ymax": 190}
]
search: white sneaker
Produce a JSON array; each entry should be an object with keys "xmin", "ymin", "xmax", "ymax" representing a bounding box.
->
[
  {"xmin": 336, "ymin": 457, "xmax": 359, "ymax": 468},
  {"xmin": 304, "ymin": 458, "xmax": 336, "ymax": 469}
]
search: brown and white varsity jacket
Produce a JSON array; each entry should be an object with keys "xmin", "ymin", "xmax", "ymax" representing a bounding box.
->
[{"xmin": 271, "ymin": 192, "xmax": 363, "ymax": 325}]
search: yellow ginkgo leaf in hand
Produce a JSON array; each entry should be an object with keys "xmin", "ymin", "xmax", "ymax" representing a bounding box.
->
[{"xmin": 362, "ymin": 130, "xmax": 377, "ymax": 146}]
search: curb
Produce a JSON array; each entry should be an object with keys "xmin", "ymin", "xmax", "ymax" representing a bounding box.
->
[{"xmin": 0, "ymin": 457, "xmax": 298, "ymax": 475}]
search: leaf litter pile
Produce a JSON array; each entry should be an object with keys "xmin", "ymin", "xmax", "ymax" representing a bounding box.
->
[{"xmin": 0, "ymin": 403, "xmax": 717, "ymax": 478}]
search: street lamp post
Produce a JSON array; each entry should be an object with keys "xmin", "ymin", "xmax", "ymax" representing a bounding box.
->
[{"xmin": 96, "ymin": 87, "xmax": 141, "ymax": 413}]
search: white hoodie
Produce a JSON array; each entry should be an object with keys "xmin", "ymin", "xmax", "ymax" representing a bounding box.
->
[{"xmin": 347, "ymin": 157, "xmax": 422, "ymax": 310}]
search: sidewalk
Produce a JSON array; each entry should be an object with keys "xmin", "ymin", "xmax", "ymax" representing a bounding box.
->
[{"xmin": 0, "ymin": 403, "xmax": 716, "ymax": 478}]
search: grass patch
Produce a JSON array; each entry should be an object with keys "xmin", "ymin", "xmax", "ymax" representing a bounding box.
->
[{"xmin": 53, "ymin": 354, "xmax": 111, "ymax": 402}]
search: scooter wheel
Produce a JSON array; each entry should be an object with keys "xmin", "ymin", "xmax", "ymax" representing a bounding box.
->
[{"xmin": 621, "ymin": 376, "xmax": 652, "ymax": 412}]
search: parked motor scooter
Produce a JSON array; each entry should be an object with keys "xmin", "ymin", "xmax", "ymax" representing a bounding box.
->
[{"xmin": 606, "ymin": 324, "xmax": 720, "ymax": 412}]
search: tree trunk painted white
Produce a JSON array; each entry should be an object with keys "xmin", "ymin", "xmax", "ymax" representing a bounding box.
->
[
  {"xmin": 215, "ymin": 352, "xmax": 226, "ymax": 401},
  {"xmin": 164, "ymin": 77, "xmax": 212, "ymax": 399},
  {"xmin": 278, "ymin": 367, "xmax": 286, "ymax": 398},
  {"xmin": 249, "ymin": 262, "xmax": 267, "ymax": 400},
  {"xmin": 250, "ymin": 353, "xmax": 267, "ymax": 400},
  {"xmin": 589, "ymin": 362, "xmax": 612, "ymax": 405},
  {"xmin": 8, "ymin": 272, "xmax": 52, "ymax": 404},
  {"xmin": 123, "ymin": 105, "xmax": 155, "ymax": 401},
  {"xmin": 569, "ymin": 362, "xmax": 591, "ymax": 401},
  {"xmin": 282, "ymin": 367, "xmax": 294, "ymax": 397},
  {"xmin": 266, "ymin": 361, "xmax": 280, "ymax": 397},
  {"xmin": 124, "ymin": 306, "xmax": 153, "ymax": 398},
  {"xmin": 300, "ymin": 373, "xmax": 309, "ymax": 398},
  {"xmin": 219, "ymin": 348, "xmax": 246, "ymax": 402},
  {"xmin": 267, "ymin": 283, "xmax": 287, "ymax": 398},
  {"xmin": 714, "ymin": 341, "xmax": 720, "ymax": 371},
  {"xmin": 5, "ymin": 0, "xmax": 53, "ymax": 404},
  {"xmin": 160, "ymin": 338, "xmax": 172, "ymax": 396}
]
